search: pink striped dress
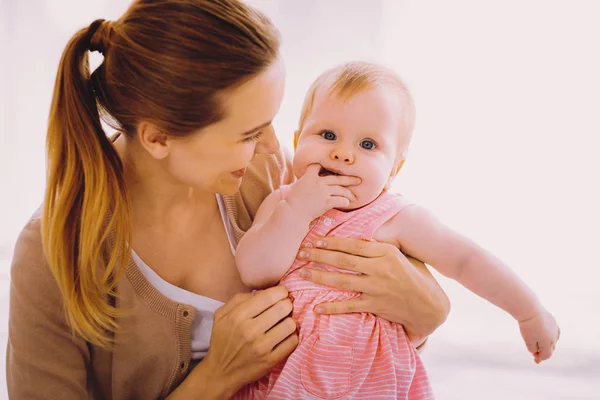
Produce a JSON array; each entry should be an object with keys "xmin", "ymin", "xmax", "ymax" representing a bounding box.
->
[{"xmin": 234, "ymin": 190, "xmax": 434, "ymax": 399}]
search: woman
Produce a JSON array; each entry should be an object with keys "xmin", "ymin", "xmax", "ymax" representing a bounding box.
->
[{"xmin": 6, "ymin": 1, "xmax": 450, "ymax": 399}]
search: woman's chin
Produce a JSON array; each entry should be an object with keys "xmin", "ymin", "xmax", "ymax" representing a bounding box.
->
[{"xmin": 216, "ymin": 176, "xmax": 244, "ymax": 195}]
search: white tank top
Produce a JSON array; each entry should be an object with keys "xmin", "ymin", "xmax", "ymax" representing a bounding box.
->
[{"xmin": 131, "ymin": 194, "xmax": 235, "ymax": 360}]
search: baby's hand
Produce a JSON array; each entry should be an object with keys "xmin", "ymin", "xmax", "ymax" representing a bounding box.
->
[
  {"xmin": 518, "ymin": 309, "xmax": 560, "ymax": 364},
  {"xmin": 286, "ymin": 164, "xmax": 361, "ymax": 222}
]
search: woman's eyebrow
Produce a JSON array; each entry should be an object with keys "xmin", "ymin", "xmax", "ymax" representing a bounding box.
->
[{"xmin": 240, "ymin": 120, "xmax": 271, "ymax": 136}]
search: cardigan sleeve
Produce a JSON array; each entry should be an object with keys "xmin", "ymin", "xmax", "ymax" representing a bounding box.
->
[
  {"xmin": 224, "ymin": 146, "xmax": 296, "ymax": 242},
  {"xmin": 6, "ymin": 215, "xmax": 90, "ymax": 399}
]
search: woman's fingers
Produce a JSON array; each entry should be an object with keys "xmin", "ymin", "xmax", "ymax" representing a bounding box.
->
[
  {"xmin": 214, "ymin": 292, "xmax": 253, "ymax": 321},
  {"xmin": 298, "ymin": 246, "xmax": 372, "ymax": 274},
  {"xmin": 299, "ymin": 268, "xmax": 373, "ymax": 293},
  {"xmin": 253, "ymin": 298, "xmax": 293, "ymax": 334},
  {"xmin": 314, "ymin": 298, "xmax": 370, "ymax": 315},
  {"xmin": 268, "ymin": 330, "xmax": 300, "ymax": 365},
  {"xmin": 235, "ymin": 286, "xmax": 289, "ymax": 321},
  {"xmin": 261, "ymin": 316, "xmax": 297, "ymax": 350},
  {"xmin": 313, "ymin": 236, "xmax": 399, "ymax": 259}
]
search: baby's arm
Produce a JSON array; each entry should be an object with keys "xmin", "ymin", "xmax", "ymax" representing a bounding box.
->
[
  {"xmin": 392, "ymin": 205, "xmax": 559, "ymax": 362},
  {"xmin": 236, "ymin": 164, "xmax": 359, "ymax": 289},
  {"xmin": 235, "ymin": 188, "xmax": 312, "ymax": 289},
  {"xmin": 393, "ymin": 205, "xmax": 542, "ymax": 321}
]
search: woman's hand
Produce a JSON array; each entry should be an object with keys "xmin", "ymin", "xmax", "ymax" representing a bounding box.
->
[
  {"xmin": 296, "ymin": 237, "xmax": 450, "ymax": 345},
  {"xmin": 169, "ymin": 286, "xmax": 298, "ymax": 400}
]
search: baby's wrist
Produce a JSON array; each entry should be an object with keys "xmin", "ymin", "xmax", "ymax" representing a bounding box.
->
[
  {"xmin": 281, "ymin": 199, "xmax": 314, "ymax": 227},
  {"xmin": 515, "ymin": 304, "xmax": 546, "ymax": 323}
]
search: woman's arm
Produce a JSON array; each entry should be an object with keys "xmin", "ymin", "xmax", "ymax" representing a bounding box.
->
[
  {"xmin": 167, "ymin": 287, "xmax": 299, "ymax": 400},
  {"xmin": 7, "ymin": 218, "xmax": 90, "ymax": 399},
  {"xmin": 296, "ymin": 237, "xmax": 450, "ymax": 345},
  {"xmin": 167, "ymin": 359, "xmax": 229, "ymax": 400}
]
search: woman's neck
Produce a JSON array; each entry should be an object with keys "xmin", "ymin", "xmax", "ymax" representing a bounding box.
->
[{"xmin": 114, "ymin": 134, "xmax": 219, "ymax": 230}]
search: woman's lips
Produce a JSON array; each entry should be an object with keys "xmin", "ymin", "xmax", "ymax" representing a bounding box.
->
[{"xmin": 231, "ymin": 167, "xmax": 247, "ymax": 178}]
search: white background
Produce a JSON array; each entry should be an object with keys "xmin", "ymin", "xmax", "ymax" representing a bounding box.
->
[{"xmin": 1, "ymin": 1, "xmax": 599, "ymax": 399}]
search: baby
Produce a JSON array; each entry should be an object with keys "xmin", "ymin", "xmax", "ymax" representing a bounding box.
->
[{"xmin": 233, "ymin": 61, "xmax": 559, "ymax": 399}]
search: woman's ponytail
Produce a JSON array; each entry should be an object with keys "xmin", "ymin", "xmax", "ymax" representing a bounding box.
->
[{"xmin": 42, "ymin": 19, "xmax": 131, "ymax": 348}]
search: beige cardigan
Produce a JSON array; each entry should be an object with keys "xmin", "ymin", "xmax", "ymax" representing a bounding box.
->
[{"xmin": 6, "ymin": 150, "xmax": 295, "ymax": 400}]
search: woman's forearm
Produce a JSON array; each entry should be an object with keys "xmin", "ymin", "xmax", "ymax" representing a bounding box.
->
[{"xmin": 402, "ymin": 256, "xmax": 450, "ymax": 340}]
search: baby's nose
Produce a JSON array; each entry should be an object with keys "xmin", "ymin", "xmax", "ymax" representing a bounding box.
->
[{"xmin": 330, "ymin": 149, "xmax": 355, "ymax": 164}]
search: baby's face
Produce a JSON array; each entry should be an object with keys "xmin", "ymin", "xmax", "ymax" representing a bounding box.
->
[{"xmin": 294, "ymin": 86, "xmax": 409, "ymax": 209}]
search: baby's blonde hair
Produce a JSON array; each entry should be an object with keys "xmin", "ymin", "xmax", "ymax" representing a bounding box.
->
[{"xmin": 298, "ymin": 61, "xmax": 416, "ymax": 155}]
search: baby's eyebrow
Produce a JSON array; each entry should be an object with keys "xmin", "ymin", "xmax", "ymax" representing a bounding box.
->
[{"xmin": 360, "ymin": 129, "xmax": 385, "ymax": 138}]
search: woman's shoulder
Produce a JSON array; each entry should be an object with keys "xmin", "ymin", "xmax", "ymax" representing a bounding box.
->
[
  {"xmin": 11, "ymin": 206, "xmax": 45, "ymax": 274},
  {"xmin": 10, "ymin": 206, "xmax": 60, "ymax": 301}
]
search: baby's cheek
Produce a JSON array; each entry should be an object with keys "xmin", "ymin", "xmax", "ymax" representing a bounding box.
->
[
  {"xmin": 355, "ymin": 182, "xmax": 385, "ymax": 207},
  {"xmin": 292, "ymin": 150, "xmax": 310, "ymax": 177},
  {"xmin": 367, "ymin": 171, "xmax": 391, "ymax": 195}
]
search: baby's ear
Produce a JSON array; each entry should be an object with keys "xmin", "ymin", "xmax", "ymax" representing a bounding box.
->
[
  {"xmin": 385, "ymin": 157, "xmax": 406, "ymax": 189},
  {"xmin": 293, "ymin": 130, "xmax": 300, "ymax": 151}
]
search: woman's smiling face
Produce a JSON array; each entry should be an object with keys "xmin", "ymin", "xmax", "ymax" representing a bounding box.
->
[{"xmin": 165, "ymin": 58, "xmax": 286, "ymax": 195}]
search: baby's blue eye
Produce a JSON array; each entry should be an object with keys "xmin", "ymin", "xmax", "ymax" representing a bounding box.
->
[
  {"xmin": 360, "ymin": 140, "xmax": 376, "ymax": 150},
  {"xmin": 321, "ymin": 131, "xmax": 336, "ymax": 141}
]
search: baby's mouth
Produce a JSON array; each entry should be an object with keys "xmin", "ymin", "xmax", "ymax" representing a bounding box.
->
[{"xmin": 319, "ymin": 167, "xmax": 342, "ymax": 177}]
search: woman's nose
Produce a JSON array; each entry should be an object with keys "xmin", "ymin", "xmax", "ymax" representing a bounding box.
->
[
  {"xmin": 255, "ymin": 126, "xmax": 280, "ymax": 155},
  {"xmin": 330, "ymin": 147, "xmax": 355, "ymax": 164}
]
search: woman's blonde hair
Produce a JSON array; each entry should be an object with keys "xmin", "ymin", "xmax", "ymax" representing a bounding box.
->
[{"xmin": 42, "ymin": 0, "xmax": 280, "ymax": 348}]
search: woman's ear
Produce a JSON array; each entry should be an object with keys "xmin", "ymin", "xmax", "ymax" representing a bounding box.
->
[{"xmin": 137, "ymin": 121, "xmax": 170, "ymax": 160}]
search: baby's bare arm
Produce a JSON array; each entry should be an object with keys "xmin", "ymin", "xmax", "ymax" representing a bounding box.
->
[
  {"xmin": 393, "ymin": 205, "xmax": 543, "ymax": 321},
  {"xmin": 235, "ymin": 189, "xmax": 311, "ymax": 289}
]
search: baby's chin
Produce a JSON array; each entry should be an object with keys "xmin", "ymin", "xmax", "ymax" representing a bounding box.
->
[
  {"xmin": 336, "ymin": 190, "xmax": 387, "ymax": 212},
  {"xmin": 335, "ymin": 198, "xmax": 368, "ymax": 212}
]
